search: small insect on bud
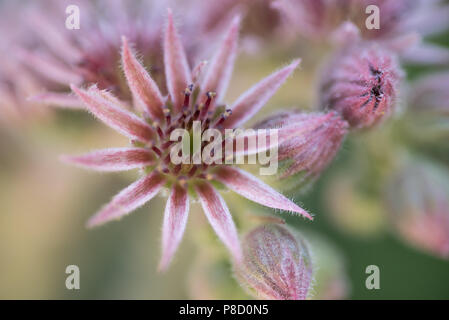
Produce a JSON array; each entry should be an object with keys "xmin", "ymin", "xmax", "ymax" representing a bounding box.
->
[
  {"xmin": 385, "ymin": 160, "xmax": 449, "ymax": 259},
  {"xmin": 319, "ymin": 45, "xmax": 402, "ymax": 129},
  {"xmin": 234, "ymin": 224, "xmax": 313, "ymax": 300}
]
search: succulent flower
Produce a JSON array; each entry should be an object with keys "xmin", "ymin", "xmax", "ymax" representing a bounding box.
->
[
  {"xmin": 408, "ymin": 72, "xmax": 449, "ymax": 116},
  {"xmin": 2, "ymin": 0, "xmax": 216, "ymax": 115},
  {"xmin": 234, "ymin": 224, "xmax": 313, "ymax": 300},
  {"xmin": 63, "ymin": 11, "xmax": 312, "ymax": 271},
  {"xmin": 255, "ymin": 111, "xmax": 348, "ymax": 184},
  {"xmin": 272, "ymin": 0, "xmax": 449, "ymax": 42},
  {"xmin": 385, "ymin": 159, "xmax": 449, "ymax": 258},
  {"xmin": 319, "ymin": 44, "xmax": 402, "ymax": 129}
]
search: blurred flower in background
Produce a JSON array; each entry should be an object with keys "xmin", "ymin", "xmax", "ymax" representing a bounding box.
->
[
  {"xmin": 0, "ymin": 0, "xmax": 235, "ymax": 123},
  {"xmin": 384, "ymin": 159, "xmax": 449, "ymax": 258},
  {"xmin": 400, "ymin": 71, "xmax": 449, "ymax": 154}
]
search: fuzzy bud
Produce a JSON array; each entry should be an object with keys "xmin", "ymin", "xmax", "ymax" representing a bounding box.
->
[
  {"xmin": 234, "ymin": 224, "xmax": 313, "ymax": 300},
  {"xmin": 256, "ymin": 111, "xmax": 347, "ymax": 186},
  {"xmin": 385, "ymin": 160, "xmax": 449, "ymax": 258},
  {"xmin": 319, "ymin": 45, "xmax": 402, "ymax": 129}
]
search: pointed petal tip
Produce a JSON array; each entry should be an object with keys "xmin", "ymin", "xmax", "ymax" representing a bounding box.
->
[
  {"xmin": 215, "ymin": 167, "xmax": 313, "ymax": 220},
  {"xmin": 232, "ymin": 247, "xmax": 243, "ymax": 265},
  {"xmin": 284, "ymin": 201, "xmax": 313, "ymax": 220},
  {"xmin": 26, "ymin": 94, "xmax": 39, "ymax": 102},
  {"xmin": 121, "ymin": 32, "xmax": 165, "ymax": 120},
  {"xmin": 289, "ymin": 58, "xmax": 302, "ymax": 70},
  {"xmin": 26, "ymin": 92, "xmax": 49, "ymax": 102},
  {"xmin": 121, "ymin": 36, "xmax": 132, "ymax": 55},
  {"xmin": 166, "ymin": 8, "xmax": 175, "ymax": 26},
  {"xmin": 59, "ymin": 154, "xmax": 72, "ymax": 165},
  {"xmin": 157, "ymin": 256, "xmax": 172, "ymax": 274},
  {"xmin": 85, "ymin": 216, "xmax": 103, "ymax": 229},
  {"xmin": 230, "ymin": 14, "xmax": 241, "ymax": 29},
  {"xmin": 69, "ymin": 83, "xmax": 81, "ymax": 94},
  {"xmin": 164, "ymin": 5, "xmax": 192, "ymax": 110},
  {"xmin": 157, "ymin": 259, "xmax": 172, "ymax": 273}
]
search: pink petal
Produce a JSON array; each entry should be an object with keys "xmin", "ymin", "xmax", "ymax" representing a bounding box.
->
[
  {"xmin": 214, "ymin": 166, "xmax": 313, "ymax": 220},
  {"xmin": 224, "ymin": 59, "xmax": 301, "ymax": 128},
  {"xmin": 95, "ymin": 89, "xmax": 131, "ymax": 111},
  {"xmin": 164, "ymin": 9, "xmax": 192, "ymax": 112},
  {"xmin": 87, "ymin": 171, "xmax": 165, "ymax": 227},
  {"xmin": 18, "ymin": 49, "xmax": 82, "ymax": 85},
  {"xmin": 71, "ymin": 85, "xmax": 155, "ymax": 143},
  {"xmin": 195, "ymin": 182, "xmax": 242, "ymax": 262},
  {"xmin": 27, "ymin": 10, "xmax": 83, "ymax": 63},
  {"xmin": 200, "ymin": 16, "xmax": 240, "ymax": 106},
  {"xmin": 60, "ymin": 148, "xmax": 154, "ymax": 172},
  {"xmin": 28, "ymin": 92, "xmax": 83, "ymax": 109},
  {"xmin": 159, "ymin": 184, "xmax": 190, "ymax": 271},
  {"xmin": 121, "ymin": 37, "xmax": 165, "ymax": 121},
  {"xmin": 231, "ymin": 126, "xmax": 299, "ymax": 158}
]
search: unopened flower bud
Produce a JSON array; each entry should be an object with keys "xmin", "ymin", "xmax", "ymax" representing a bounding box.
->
[
  {"xmin": 256, "ymin": 111, "xmax": 347, "ymax": 186},
  {"xmin": 319, "ymin": 45, "xmax": 402, "ymax": 129},
  {"xmin": 385, "ymin": 160, "xmax": 449, "ymax": 258},
  {"xmin": 234, "ymin": 224, "xmax": 313, "ymax": 300}
]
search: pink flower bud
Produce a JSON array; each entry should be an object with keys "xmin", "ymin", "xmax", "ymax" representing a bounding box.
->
[
  {"xmin": 319, "ymin": 45, "xmax": 402, "ymax": 129},
  {"xmin": 256, "ymin": 111, "xmax": 348, "ymax": 184},
  {"xmin": 385, "ymin": 160, "xmax": 449, "ymax": 258},
  {"xmin": 234, "ymin": 224, "xmax": 313, "ymax": 300}
]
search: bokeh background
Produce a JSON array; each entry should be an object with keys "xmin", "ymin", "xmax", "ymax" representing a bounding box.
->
[{"xmin": 1, "ymin": 0, "xmax": 448, "ymax": 299}]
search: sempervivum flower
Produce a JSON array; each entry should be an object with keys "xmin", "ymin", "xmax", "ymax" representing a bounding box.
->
[
  {"xmin": 408, "ymin": 72, "xmax": 449, "ymax": 115},
  {"xmin": 255, "ymin": 111, "xmax": 348, "ymax": 184},
  {"xmin": 63, "ymin": 11, "xmax": 311, "ymax": 271},
  {"xmin": 13, "ymin": 0, "xmax": 182, "ymax": 110},
  {"xmin": 266, "ymin": 0, "xmax": 449, "ymax": 66},
  {"xmin": 319, "ymin": 45, "xmax": 402, "ymax": 129},
  {"xmin": 384, "ymin": 160, "xmax": 449, "ymax": 258},
  {"xmin": 234, "ymin": 224, "xmax": 313, "ymax": 300}
]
